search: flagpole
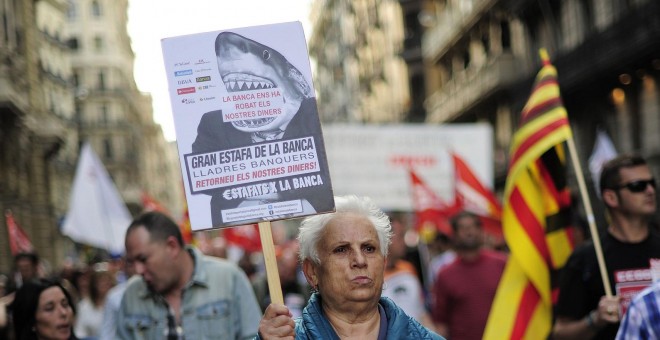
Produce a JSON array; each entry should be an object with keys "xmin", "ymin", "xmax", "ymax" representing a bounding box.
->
[
  {"xmin": 565, "ymin": 137, "xmax": 613, "ymax": 297},
  {"xmin": 417, "ymin": 239, "xmax": 433, "ymax": 291},
  {"xmin": 258, "ymin": 221, "xmax": 284, "ymax": 304}
]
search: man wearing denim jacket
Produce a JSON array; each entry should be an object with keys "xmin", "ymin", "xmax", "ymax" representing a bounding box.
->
[{"xmin": 117, "ymin": 211, "xmax": 260, "ymax": 339}]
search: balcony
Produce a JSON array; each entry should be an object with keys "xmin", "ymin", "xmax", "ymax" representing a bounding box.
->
[
  {"xmin": 0, "ymin": 55, "xmax": 29, "ymax": 116},
  {"xmin": 554, "ymin": 1, "xmax": 660, "ymax": 91},
  {"xmin": 422, "ymin": 0, "xmax": 498, "ymax": 62},
  {"xmin": 425, "ymin": 53, "xmax": 523, "ymax": 123},
  {"xmin": 79, "ymin": 120, "xmax": 133, "ymax": 130}
]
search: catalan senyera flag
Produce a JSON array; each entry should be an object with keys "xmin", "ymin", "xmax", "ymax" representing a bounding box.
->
[
  {"xmin": 452, "ymin": 152, "xmax": 503, "ymax": 238},
  {"xmin": 409, "ymin": 168, "xmax": 460, "ymax": 239},
  {"xmin": 180, "ymin": 203, "xmax": 194, "ymax": 245},
  {"xmin": 484, "ymin": 49, "xmax": 575, "ymax": 339},
  {"xmin": 5, "ymin": 210, "xmax": 34, "ymax": 256}
]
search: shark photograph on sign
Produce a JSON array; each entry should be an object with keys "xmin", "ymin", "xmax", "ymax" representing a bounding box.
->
[{"xmin": 162, "ymin": 22, "xmax": 334, "ymax": 230}]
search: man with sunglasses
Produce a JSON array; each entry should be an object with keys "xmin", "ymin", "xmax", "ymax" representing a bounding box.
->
[{"xmin": 553, "ymin": 154, "xmax": 660, "ymax": 339}]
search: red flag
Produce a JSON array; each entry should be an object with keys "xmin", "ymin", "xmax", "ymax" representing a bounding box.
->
[
  {"xmin": 141, "ymin": 192, "xmax": 168, "ymax": 213},
  {"xmin": 5, "ymin": 210, "xmax": 34, "ymax": 256},
  {"xmin": 452, "ymin": 152, "xmax": 503, "ymax": 238},
  {"xmin": 484, "ymin": 49, "xmax": 574, "ymax": 339},
  {"xmin": 223, "ymin": 224, "xmax": 262, "ymax": 252},
  {"xmin": 409, "ymin": 169, "xmax": 459, "ymax": 236}
]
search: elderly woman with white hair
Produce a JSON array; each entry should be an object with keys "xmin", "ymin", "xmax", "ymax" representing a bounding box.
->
[{"xmin": 258, "ymin": 195, "xmax": 443, "ymax": 339}]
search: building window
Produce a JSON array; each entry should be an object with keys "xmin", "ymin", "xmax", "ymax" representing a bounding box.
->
[
  {"xmin": 501, "ymin": 21, "xmax": 511, "ymax": 50},
  {"xmin": 100, "ymin": 104, "xmax": 108, "ymax": 124},
  {"xmin": 67, "ymin": 1, "xmax": 77, "ymax": 19},
  {"xmin": 94, "ymin": 36, "xmax": 103, "ymax": 52},
  {"xmin": 481, "ymin": 33, "xmax": 490, "ymax": 56},
  {"xmin": 2, "ymin": 0, "xmax": 18, "ymax": 49},
  {"xmin": 2, "ymin": 12, "xmax": 8, "ymax": 45},
  {"xmin": 68, "ymin": 37, "xmax": 79, "ymax": 50},
  {"xmin": 579, "ymin": 0, "xmax": 594, "ymax": 36},
  {"xmin": 463, "ymin": 50, "xmax": 471, "ymax": 69},
  {"xmin": 98, "ymin": 71, "xmax": 105, "ymax": 90},
  {"xmin": 91, "ymin": 0, "xmax": 102, "ymax": 17},
  {"xmin": 48, "ymin": 93, "xmax": 56, "ymax": 113},
  {"xmin": 104, "ymin": 138, "xmax": 113, "ymax": 159}
]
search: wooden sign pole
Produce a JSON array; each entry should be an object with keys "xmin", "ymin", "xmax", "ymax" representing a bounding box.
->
[
  {"xmin": 566, "ymin": 137, "xmax": 613, "ymax": 297},
  {"xmin": 258, "ymin": 221, "xmax": 284, "ymax": 304}
]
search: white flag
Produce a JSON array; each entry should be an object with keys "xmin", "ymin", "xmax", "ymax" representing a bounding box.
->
[
  {"xmin": 62, "ymin": 143, "xmax": 132, "ymax": 254},
  {"xmin": 588, "ymin": 130, "xmax": 617, "ymax": 195}
]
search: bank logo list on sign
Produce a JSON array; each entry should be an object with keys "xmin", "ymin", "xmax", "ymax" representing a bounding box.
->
[{"xmin": 162, "ymin": 22, "xmax": 334, "ymax": 230}]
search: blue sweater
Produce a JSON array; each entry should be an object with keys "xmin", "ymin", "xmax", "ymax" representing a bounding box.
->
[{"xmin": 259, "ymin": 293, "xmax": 443, "ymax": 339}]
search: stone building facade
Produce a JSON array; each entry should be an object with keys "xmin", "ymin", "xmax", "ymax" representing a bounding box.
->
[
  {"xmin": 0, "ymin": 0, "xmax": 72, "ymax": 271},
  {"xmin": 309, "ymin": 0, "xmax": 410, "ymax": 123},
  {"xmin": 421, "ymin": 0, "xmax": 660, "ymax": 193},
  {"xmin": 0, "ymin": 0, "xmax": 182, "ymax": 272},
  {"xmin": 310, "ymin": 0, "xmax": 660, "ymax": 224}
]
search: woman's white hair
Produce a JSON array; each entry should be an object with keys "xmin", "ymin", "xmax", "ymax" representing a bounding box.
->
[{"xmin": 298, "ymin": 195, "xmax": 392, "ymax": 264}]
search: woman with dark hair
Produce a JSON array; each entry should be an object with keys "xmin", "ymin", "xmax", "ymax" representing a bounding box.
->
[{"xmin": 11, "ymin": 278, "xmax": 77, "ymax": 340}]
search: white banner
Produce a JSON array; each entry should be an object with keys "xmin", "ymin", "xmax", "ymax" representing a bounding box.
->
[{"xmin": 322, "ymin": 124, "xmax": 493, "ymax": 211}]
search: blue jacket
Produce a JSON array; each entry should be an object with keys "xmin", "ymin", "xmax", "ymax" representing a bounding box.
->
[
  {"xmin": 259, "ymin": 293, "xmax": 443, "ymax": 339},
  {"xmin": 118, "ymin": 247, "xmax": 261, "ymax": 340}
]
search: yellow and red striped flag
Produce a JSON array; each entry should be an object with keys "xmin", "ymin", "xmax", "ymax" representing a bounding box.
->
[
  {"xmin": 484, "ymin": 49, "xmax": 576, "ymax": 339},
  {"xmin": 180, "ymin": 203, "xmax": 194, "ymax": 245}
]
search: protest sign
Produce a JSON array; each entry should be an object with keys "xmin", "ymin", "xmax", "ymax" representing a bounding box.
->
[{"xmin": 162, "ymin": 22, "xmax": 334, "ymax": 230}]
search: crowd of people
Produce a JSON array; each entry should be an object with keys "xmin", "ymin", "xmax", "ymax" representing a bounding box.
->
[{"xmin": 0, "ymin": 153, "xmax": 658, "ymax": 339}]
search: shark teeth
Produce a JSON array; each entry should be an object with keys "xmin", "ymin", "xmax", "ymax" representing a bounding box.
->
[
  {"xmin": 226, "ymin": 81, "xmax": 275, "ymax": 92},
  {"xmin": 232, "ymin": 117, "xmax": 276, "ymax": 128},
  {"xmin": 222, "ymin": 73, "xmax": 276, "ymax": 93}
]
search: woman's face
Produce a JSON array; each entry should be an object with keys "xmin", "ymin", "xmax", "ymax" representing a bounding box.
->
[
  {"xmin": 94, "ymin": 272, "xmax": 114, "ymax": 298},
  {"xmin": 35, "ymin": 286, "xmax": 74, "ymax": 340},
  {"xmin": 305, "ymin": 213, "xmax": 385, "ymax": 308}
]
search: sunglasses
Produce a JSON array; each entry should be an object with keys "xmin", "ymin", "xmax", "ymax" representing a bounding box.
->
[{"xmin": 613, "ymin": 179, "xmax": 656, "ymax": 193}]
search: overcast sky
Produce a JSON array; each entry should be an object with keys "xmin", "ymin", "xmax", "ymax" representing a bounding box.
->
[{"xmin": 127, "ymin": 0, "xmax": 314, "ymax": 141}]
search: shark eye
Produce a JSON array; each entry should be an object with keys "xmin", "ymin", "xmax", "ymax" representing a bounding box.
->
[{"xmin": 262, "ymin": 50, "xmax": 271, "ymax": 60}]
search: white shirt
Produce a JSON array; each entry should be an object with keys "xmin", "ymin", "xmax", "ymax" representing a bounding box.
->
[
  {"xmin": 383, "ymin": 262, "xmax": 426, "ymax": 320},
  {"xmin": 74, "ymin": 298, "xmax": 104, "ymax": 338}
]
